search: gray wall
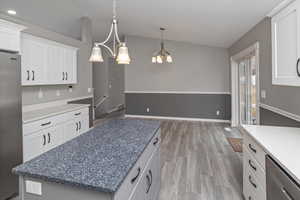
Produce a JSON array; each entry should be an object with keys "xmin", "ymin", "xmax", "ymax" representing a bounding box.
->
[
  {"xmin": 125, "ymin": 35, "xmax": 230, "ymax": 92},
  {"xmin": 126, "ymin": 93, "xmax": 231, "ymax": 120},
  {"xmin": 93, "ymin": 56, "xmax": 125, "ymax": 118},
  {"xmin": 124, "ymin": 35, "xmax": 230, "ymax": 119},
  {"xmin": 0, "ymin": 14, "xmax": 93, "ymax": 106},
  {"xmin": 229, "ymin": 17, "xmax": 300, "ymax": 124}
]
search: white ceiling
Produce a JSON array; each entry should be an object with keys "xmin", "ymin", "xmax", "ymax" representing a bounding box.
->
[{"xmin": 0, "ymin": 0, "xmax": 283, "ymax": 47}]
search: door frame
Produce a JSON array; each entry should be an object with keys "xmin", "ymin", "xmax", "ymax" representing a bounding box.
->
[{"xmin": 230, "ymin": 42, "xmax": 260, "ymax": 127}]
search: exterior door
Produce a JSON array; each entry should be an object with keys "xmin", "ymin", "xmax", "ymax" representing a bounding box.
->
[{"xmin": 238, "ymin": 53, "xmax": 257, "ymax": 125}]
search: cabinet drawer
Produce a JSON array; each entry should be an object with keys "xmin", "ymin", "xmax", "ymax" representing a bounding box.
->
[
  {"xmin": 244, "ymin": 148, "xmax": 266, "ymax": 192},
  {"xmin": 244, "ymin": 133, "xmax": 266, "ymax": 169},
  {"xmin": 113, "ymin": 129, "xmax": 161, "ymax": 200},
  {"xmin": 68, "ymin": 107, "xmax": 89, "ymax": 119},
  {"xmin": 243, "ymin": 160, "xmax": 266, "ymax": 200},
  {"xmin": 23, "ymin": 114, "xmax": 68, "ymax": 136}
]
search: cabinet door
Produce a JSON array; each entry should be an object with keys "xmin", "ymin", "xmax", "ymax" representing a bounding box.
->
[
  {"xmin": 64, "ymin": 48, "xmax": 77, "ymax": 84},
  {"xmin": 47, "ymin": 44, "xmax": 64, "ymax": 84},
  {"xmin": 148, "ymin": 150, "xmax": 160, "ymax": 200},
  {"xmin": 21, "ymin": 35, "xmax": 46, "ymax": 85},
  {"xmin": 64, "ymin": 119, "xmax": 78, "ymax": 142},
  {"xmin": 272, "ymin": 0, "xmax": 300, "ymax": 86},
  {"xmin": 44, "ymin": 125, "xmax": 64, "ymax": 152},
  {"xmin": 23, "ymin": 131, "xmax": 47, "ymax": 162},
  {"xmin": 78, "ymin": 115, "xmax": 89, "ymax": 135}
]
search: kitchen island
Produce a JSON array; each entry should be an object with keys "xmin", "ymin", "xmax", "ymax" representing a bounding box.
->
[{"xmin": 14, "ymin": 119, "xmax": 161, "ymax": 200}]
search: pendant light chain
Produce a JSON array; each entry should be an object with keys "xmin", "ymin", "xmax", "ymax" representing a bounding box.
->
[{"xmin": 113, "ymin": 0, "xmax": 117, "ymax": 19}]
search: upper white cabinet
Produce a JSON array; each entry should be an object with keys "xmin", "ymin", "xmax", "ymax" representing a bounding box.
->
[
  {"xmin": 0, "ymin": 19, "xmax": 26, "ymax": 52},
  {"xmin": 272, "ymin": 0, "xmax": 300, "ymax": 86},
  {"xmin": 21, "ymin": 33, "xmax": 78, "ymax": 86}
]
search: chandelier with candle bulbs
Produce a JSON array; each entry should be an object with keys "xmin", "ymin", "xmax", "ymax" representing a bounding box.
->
[
  {"xmin": 152, "ymin": 28, "xmax": 173, "ymax": 64},
  {"xmin": 89, "ymin": 0, "xmax": 131, "ymax": 64}
]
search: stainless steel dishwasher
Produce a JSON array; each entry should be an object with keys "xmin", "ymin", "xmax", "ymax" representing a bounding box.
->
[{"xmin": 267, "ymin": 156, "xmax": 300, "ymax": 200}]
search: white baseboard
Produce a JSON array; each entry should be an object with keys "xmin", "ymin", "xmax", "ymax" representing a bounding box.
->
[
  {"xmin": 125, "ymin": 114, "xmax": 231, "ymax": 123},
  {"xmin": 259, "ymin": 103, "xmax": 300, "ymax": 122},
  {"xmin": 23, "ymin": 95, "xmax": 94, "ymax": 113}
]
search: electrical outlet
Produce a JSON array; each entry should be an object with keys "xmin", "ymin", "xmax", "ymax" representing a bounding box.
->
[
  {"xmin": 261, "ymin": 90, "xmax": 266, "ymax": 99},
  {"xmin": 56, "ymin": 90, "xmax": 60, "ymax": 96},
  {"xmin": 146, "ymin": 108, "xmax": 150, "ymax": 113},
  {"xmin": 216, "ymin": 110, "xmax": 220, "ymax": 116},
  {"xmin": 25, "ymin": 180, "xmax": 42, "ymax": 195},
  {"xmin": 38, "ymin": 88, "xmax": 43, "ymax": 99}
]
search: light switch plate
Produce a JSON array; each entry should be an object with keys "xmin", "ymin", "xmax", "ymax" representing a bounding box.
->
[
  {"xmin": 25, "ymin": 180, "xmax": 42, "ymax": 196},
  {"xmin": 261, "ymin": 90, "xmax": 266, "ymax": 99}
]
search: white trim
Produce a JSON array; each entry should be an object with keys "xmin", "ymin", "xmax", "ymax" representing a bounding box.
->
[
  {"xmin": 259, "ymin": 103, "xmax": 300, "ymax": 122},
  {"xmin": 22, "ymin": 95, "xmax": 94, "ymax": 113},
  {"xmin": 124, "ymin": 91, "xmax": 231, "ymax": 94},
  {"xmin": 125, "ymin": 114, "xmax": 231, "ymax": 123},
  {"xmin": 267, "ymin": 0, "xmax": 295, "ymax": 17},
  {"xmin": 230, "ymin": 42, "xmax": 260, "ymax": 127}
]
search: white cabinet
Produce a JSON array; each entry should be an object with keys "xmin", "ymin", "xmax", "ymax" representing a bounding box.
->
[
  {"xmin": 272, "ymin": 0, "xmax": 300, "ymax": 86},
  {"xmin": 21, "ymin": 35, "xmax": 47, "ymax": 85},
  {"xmin": 21, "ymin": 33, "xmax": 78, "ymax": 86},
  {"xmin": 23, "ymin": 130, "xmax": 45, "ymax": 162},
  {"xmin": 242, "ymin": 130, "xmax": 267, "ymax": 200},
  {"xmin": 23, "ymin": 107, "xmax": 89, "ymax": 162},
  {"xmin": 0, "ymin": 19, "xmax": 26, "ymax": 52}
]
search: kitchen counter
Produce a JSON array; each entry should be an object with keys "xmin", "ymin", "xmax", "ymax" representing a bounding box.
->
[
  {"xmin": 242, "ymin": 125, "xmax": 300, "ymax": 184},
  {"xmin": 13, "ymin": 119, "xmax": 160, "ymax": 193},
  {"xmin": 23, "ymin": 104, "xmax": 90, "ymax": 123}
]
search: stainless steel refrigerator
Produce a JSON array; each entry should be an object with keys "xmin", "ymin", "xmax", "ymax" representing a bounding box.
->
[{"xmin": 0, "ymin": 51, "xmax": 22, "ymax": 200}]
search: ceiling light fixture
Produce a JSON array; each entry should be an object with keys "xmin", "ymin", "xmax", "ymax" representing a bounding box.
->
[
  {"xmin": 89, "ymin": 0, "xmax": 130, "ymax": 64},
  {"xmin": 7, "ymin": 10, "xmax": 17, "ymax": 15},
  {"xmin": 152, "ymin": 28, "xmax": 173, "ymax": 64}
]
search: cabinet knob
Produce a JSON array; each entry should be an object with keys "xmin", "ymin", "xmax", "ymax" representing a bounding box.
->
[{"xmin": 153, "ymin": 138, "xmax": 159, "ymax": 146}]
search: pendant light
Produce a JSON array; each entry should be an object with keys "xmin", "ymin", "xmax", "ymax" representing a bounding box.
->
[
  {"xmin": 152, "ymin": 28, "xmax": 173, "ymax": 64},
  {"xmin": 89, "ymin": 0, "xmax": 131, "ymax": 64}
]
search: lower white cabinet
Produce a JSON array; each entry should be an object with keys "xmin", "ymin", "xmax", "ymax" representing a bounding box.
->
[
  {"xmin": 243, "ymin": 130, "xmax": 267, "ymax": 200},
  {"xmin": 23, "ymin": 107, "xmax": 89, "ymax": 162}
]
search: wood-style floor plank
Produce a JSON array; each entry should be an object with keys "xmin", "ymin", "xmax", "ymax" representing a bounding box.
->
[{"xmin": 159, "ymin": 120, "xmax": 243, "ymax": 200}]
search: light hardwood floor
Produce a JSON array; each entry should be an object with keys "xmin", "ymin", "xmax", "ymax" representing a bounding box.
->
[{"xmin": 159, "ymin": 121, "xmax": 243, "ymax": 200}]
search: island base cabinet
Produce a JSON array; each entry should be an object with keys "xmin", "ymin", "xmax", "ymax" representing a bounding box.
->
[{"xmin": 129, "ymin": 149, "xmax": 160, "ymax": 200}]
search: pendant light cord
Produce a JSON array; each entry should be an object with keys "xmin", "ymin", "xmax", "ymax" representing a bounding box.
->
[{"xmin": 113, "ymin": 0, "xmax": 117, "ymax": 19}]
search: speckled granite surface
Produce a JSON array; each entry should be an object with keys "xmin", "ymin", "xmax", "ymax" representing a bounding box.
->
[{"xmin": 13, "ymin": 119, "xmax": 160, "ymax": 193}]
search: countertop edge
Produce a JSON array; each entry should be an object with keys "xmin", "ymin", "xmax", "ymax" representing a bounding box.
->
[
  {"xmin": 241, "ymin": 125, "xmax": 300, "ymax": 185},
  {"xmin": 23, "ymin": 104, "xmax": 90, "ymax": 124}
]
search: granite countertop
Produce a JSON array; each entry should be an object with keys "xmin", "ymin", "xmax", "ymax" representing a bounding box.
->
[
  {"xmin": 242, "ymin": 125, "xmax": 300, "ymax": 184},
  {"xmin": 23, "ymin": 104, "xmax": 90, "ymax": 123},
  {"xmin": 13, "ymin": 119, "xmax": 160, "ymax": 193}
]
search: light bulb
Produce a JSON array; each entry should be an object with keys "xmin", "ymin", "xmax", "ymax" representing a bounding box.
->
[
  {"xmin": 166, "ymin": 55, "xmax": 173, "ymax": 63},
  {"xmin": 89, "ymin": 45, "xmax": 104, "ymax": 62},
  {"xmin": 152, "ymin": 56, "xmax": 157, "ymax": 63},
  {"xmin": 157, "ymin": 55, "xmax": 163, "ymax": 64},
  {"xmin": 117, "ymin": 43, "xmax": 131, "ymax": 64}
]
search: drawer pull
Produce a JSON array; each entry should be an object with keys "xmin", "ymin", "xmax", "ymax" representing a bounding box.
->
[
  {"xmin": 153, "ymin": 138, "xmax": 159, "ymax": 146},
  {"xmin": 248, "ymin": 160, "xmax": 257, "ymax": 171},
  {"xmin": 248, "ymin": 144, "xmax": 257, "ymax": 153},
  {"xmin": 26, "ymin": 70, "xmax": 30, "ymax": 80},
  {"xmin": 75, "ymin": 112, "xmax": 81, "ymax": 116},
  {"xmin": 146, "ymin": 170, "xmax": 152, "ymax": 194},
  {"xmin": 41, "ymin": 122, "xmax": 51, "ymax": 126},
  {"xmin": 79, "ymin": 121, "xmax": 81, "ymax": 130},
  {"xmin": 281, "ymin": 187, "xmax": 294, "ymax": 200},
  {"xmin": 248, "ymin": 175, "xmax": 257, "ymax": 189},
  {"xmin": 131, "ymin": 167, "xmax": 141, "ymax": 184},
  {"xmin": 48, "ymin": 133, "xmax": 51, "ymax": 144},
  {"xmin": 43, "ymin": 135, "xmax": 46, "ymax": 146},
  {"xmin": 76, "ymin": 122, "xmax": 79, "ymax": 131}
]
